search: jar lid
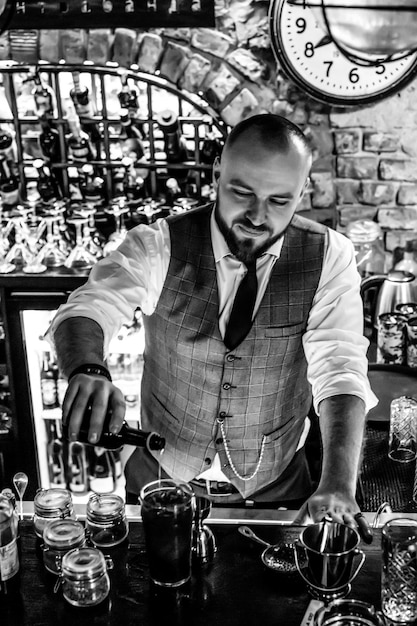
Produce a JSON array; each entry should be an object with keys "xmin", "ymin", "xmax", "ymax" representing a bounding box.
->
[
  {"xmin": 62, "ymin": 547, "xmax": 107, "ymax": 581},
  {"xmin": 87, "ymin": 493, "xmax": 125, "ymax": 521},
  {"xmin": 34, "ymin": 488, "xmax": 73, "ymax": 517},
  {"xmin": 43, "ymin": 519, "xmax": 85, "ymax": 549},
  {"xmin": 346, "ymin": 219, "xmax": 382, "ymax": 243}
]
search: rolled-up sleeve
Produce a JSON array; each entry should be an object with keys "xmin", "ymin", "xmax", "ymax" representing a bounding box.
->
[
  {"xmin": 303, "ymin": 229, "xmax": 378, "ymax": 415},
  {"xmin": 48, "ymin": 219, "xmax": 170, "ymax": 354}
]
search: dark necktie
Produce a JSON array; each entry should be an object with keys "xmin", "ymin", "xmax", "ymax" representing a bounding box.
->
[{"xmin": 224, "ymin": 260, "xmax": 258, "ymax": 350}]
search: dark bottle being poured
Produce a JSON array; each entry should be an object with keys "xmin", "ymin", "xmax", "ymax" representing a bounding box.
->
[{"xmin": 62, "ymin": 405, "xmax": 165, "ymax": 452}]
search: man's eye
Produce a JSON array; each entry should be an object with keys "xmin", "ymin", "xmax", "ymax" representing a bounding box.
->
[
  {"xmin": 270, "ymin": 199, "xmax": 287, "ymax": 206},
  {"xmin": 233, "ymin": 189, "xmax": 251, "ymax": 197}
]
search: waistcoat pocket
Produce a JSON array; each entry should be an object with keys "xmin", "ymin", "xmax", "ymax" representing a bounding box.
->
[{"xmin": 264, "ymin": 322, "xmax": 305, "ymax": 338}]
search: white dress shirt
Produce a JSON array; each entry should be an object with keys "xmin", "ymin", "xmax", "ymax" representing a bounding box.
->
[{"xmin": 50, "ymin": 209, "xmax": 377, "ymax": 481}]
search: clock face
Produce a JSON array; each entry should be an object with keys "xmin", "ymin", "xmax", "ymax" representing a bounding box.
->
[{"xmin": 269, "ymin": 0, "xmax": 417, "ymax": 106}]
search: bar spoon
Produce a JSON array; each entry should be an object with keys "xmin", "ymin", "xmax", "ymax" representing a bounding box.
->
[{"xmin": 13, "ymin": 471, "xmax": 28, "ymax": 520}]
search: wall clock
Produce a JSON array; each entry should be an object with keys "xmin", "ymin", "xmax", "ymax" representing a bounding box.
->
[{"xmin": 269, "ymin": 0, "xmax": 417, "ymax": 107}]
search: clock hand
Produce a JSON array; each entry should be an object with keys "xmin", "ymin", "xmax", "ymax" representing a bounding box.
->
[{"xmin": 314, "ymin": 34, "xmax": 332, "ymax": 49}]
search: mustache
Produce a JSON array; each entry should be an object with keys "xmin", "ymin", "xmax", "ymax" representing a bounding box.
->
[{"xmin": 234, "ymin": 218, "xmax": 270, "ymax": 234}]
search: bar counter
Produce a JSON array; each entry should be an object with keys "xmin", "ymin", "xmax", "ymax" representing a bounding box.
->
[{"xmin": 4, "ymin": 506, "xmax": 415, "ymax": 626}]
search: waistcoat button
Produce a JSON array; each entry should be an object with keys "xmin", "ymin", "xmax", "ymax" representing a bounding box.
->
[
  {"xmin": 204, "ymin": 457, "xmax": 212, "ymax": 465},
  {"xmin": 215, "ymin": 437, "xmax": 223, "ymax": 445},
  {"xmin": 226, "ymin": 354, "xmax": 235, "ymax": 362},
  {"xmin": 222, "ymin": 383, "xmax": 231, "ymax": 390}
]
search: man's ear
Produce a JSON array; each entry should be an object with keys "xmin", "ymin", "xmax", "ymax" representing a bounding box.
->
[
  {"xmin": 298, "ymin": 175, "xmax": 311, "ymax": 202},
  {"xmin": 212, "ymin": 156, "xmax": 221, "ymax": 187}
]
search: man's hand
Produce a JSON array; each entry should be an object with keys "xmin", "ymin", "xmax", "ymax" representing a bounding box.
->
[
  {"xmin": 292, "ymin": 487, "xmax": 373, "ymax": 544},
  {"xmin": 62, "ymin": 373, "xmax": 126, "ymax": 444}
]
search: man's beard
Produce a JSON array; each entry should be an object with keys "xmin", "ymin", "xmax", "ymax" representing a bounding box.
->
[{"xmin": 215, "ymin": 203, "xmax": 286, "ymax": 265}]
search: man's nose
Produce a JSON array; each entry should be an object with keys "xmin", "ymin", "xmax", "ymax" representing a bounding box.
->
[{"xmin": 246, "ymin": 197, "xmax": 267, "ymax": 225}]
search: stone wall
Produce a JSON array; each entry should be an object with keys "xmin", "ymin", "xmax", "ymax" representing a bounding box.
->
[{"xmin": 3, "ymin": 0, "xmax": 417, "ymax": 254}]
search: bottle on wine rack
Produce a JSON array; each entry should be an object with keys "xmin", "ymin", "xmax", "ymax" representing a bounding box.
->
[
  {"xmin": 120, "ymin": 156, "xmax": 146, "ymax": 201},
  {"xmin": 62, "ymin": 405, "xmax": 165, "ymax": 452},
  {"xmin": 45, "ymin": 420, "xmax": 66, "ymax": 489},
  {"xmin": 68, "ymin": 441, "xmax": 89, "ymax": 494},
  {"xmin": 118, "ymin": 71, "xmax": 139, "ymax": 117},
  {"xmin": 0, "ymin": 126, "xmax": 17, "ymax": 164},
  {"xmin": 200, "ymin": 131, "xmax": 223, "ymax": 184},
  {"xmin": 0, "ymin": 494, "xmax": 20, "ymax": 597},
  {"xmin": 157, "ymin": 110, "xmax": 189, "ymax": 164},
  {"xmin": 79, "ymin": 164, "xmax": 106, "ymax": 205},
  {"xmin": 70, "ymin": 71, "xmax": 102, "ymax": 152},
  {"xmin": 31, "ymin": 69, "xmax": 55, "ymax": 118},
  {"xmin": 0, "ymin": 158, "xmax": 19, "ymax": 207},
  {"xmin": 120, "ymin": 108, "xmax": 145, "ymax": 162},
  {"xmin": 66, "ymin": 103, "xmax": 96, "ymax": 162},
  {"xmin": 38, "ymin": 115, "xmax": 61, "ymax": 163},
  {"xmin": 33, "ymin": 158, "xmax": 62, "ymax": 203},
  {"xmin": 88, "ymin": 447, "xmax": 115, "ymax": 494},
  {"xmin": 165, "ymin": 177, "xmax": 182, "ymax": 207},
  {"xmin": 40, "ymin": 351, "xmax": 58, "ymax": 410},
  {"xmin": 67, "ymin": 166, "xmax": 84, "ymax": 202}
]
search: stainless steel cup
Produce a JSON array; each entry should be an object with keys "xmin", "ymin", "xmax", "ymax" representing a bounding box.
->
[{"xmin": 294, "ymin": 520, "xmax": 365, "ymax": 601}]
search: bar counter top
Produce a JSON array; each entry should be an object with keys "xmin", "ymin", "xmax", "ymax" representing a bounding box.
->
[{"xmin": 4, "ymin": 506, "xmax": 416, "ymax": 626}]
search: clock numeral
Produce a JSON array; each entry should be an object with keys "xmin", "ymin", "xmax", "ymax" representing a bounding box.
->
[
  {"xmin": 304, "ymin": 42, "xmax": 314, "ymax": 58},
  {"xmin": 323, "ymin": 61, "xmax": 333, "ymax": 77},
  {"xmin": 375, "ymin": 63, "xmax": 386, "ymax": 75},
  {"xmin": 349, "ymin": 67, "xmax": 360, "ymax": 83},
  {"xmin": 295, "ymin": 17, "xmax": 306, "ymax": 34}
]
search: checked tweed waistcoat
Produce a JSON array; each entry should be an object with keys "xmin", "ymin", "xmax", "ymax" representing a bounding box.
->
[{"xmin": 137, "ymin": 204, "xmax": 326, "ymax": 499}]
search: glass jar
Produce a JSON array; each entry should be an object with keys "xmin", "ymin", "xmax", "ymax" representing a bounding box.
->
[
  {"xmin": 33, "ymin": 488, "xmax": 75, "ymax": 539},
  {"xmin": 61, "ymin": 547, "xmax": 110, "ymax": 607},
  {"xmin": 346, "ymin": 219, "xmax": 387, "ymax": 278},
  {"xmin": 86, "ymin": 493, "xmax": 128, "ymax": 548},
  {"xmin": 43, "ymin": 519, "xmax": 86, "ymax": 575}
]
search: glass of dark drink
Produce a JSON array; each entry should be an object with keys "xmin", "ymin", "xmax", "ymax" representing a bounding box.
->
[{"xmin": 140, "ymin": 479, "xmax": 194, "ymax": 587}]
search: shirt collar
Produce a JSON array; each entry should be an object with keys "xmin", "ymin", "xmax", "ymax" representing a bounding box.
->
[{"xmin": 210, "ymin": 206, "xmax": 285, "ymax": 263}]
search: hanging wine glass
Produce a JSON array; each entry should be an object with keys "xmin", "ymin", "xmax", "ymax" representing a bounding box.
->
[
  {"xmin": 36, "ymin": 215, "xmax": 67, "ymax": 268},
  {"xmin": 0, "ymin": 200, "xmax": 14, "ymax": 273},
  {"xmin": 72, "ymin": 204, "xmax": 104, "ymax": 260},
  {"xmin": 102, "ymin": 198, "xmax": 129, "ymax": 257},
  {"xmin": 3, "ymin": 216, "xmax": 34, "ymax": 269},
  {"xmin": 19, "ymin": 211, "xmax": 48, "ymax": 274},
  {"xmin": 64, "ymin": 216, "xmax": 96, "ymax": 269}
]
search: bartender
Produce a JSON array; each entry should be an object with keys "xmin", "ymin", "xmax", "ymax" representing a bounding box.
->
[{"xmin": 50, "ymin": 113, "xmax": 377, "ymax": 534}]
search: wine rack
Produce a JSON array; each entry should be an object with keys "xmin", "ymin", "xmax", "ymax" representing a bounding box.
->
[{"xmin": 0, "ymin": 61, "xmax": 228, "ymax": 207}]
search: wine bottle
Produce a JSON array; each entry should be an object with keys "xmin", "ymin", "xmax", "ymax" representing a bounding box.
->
[
  {"xmin": 68, "ymin": 441, "xmax": 88, "ymax": 493},
  {"xmin": 38, "ymin": 115, "xmax": 61, "ymax": 163},
  {"xmin": 0, "ymin": 494, "xmax": 20, "ymax": 597},
  {"xmin": 46, "ymin": 420, "xmax": 66, "ymax": 488},
  {"xmin": 0, "ymin": 158, "xmax": 19, "ymax": 207},
  {"xmin": 88, "ymin": 447, "xmax": 115, "ymax": 494},
  {"xmin": 0, "ymin": 126, "xmax": 16, "ymax": 163},
  {"xmin": 120, "ymin": 108, "xmax": 145, "ymax": 162},
  {"xmin": 31, "ymin": 69, "xmax": 55, "ymax": 118},
  {"xmin": 62, "ymin": 407, "xmax": 165, "ymax": 452},
  {"xmin": 79, "ymin": 163, "xmax": 105, "ymax": 205},
  {"xmin": 70, "ymin": 71, "xmax": 102, "ymax": 151},
  {"xmin": 66, "ymin": 103, "xmax": 95, "ymax": 162},
  {"xmin": 40, "ymin": 351, "xmax": 58, "ymax": 410},
  {"xmin": 157, "ymin": 109, "xmax": 188, "ymax": 164},
  {"xmin": 33, "ymin": 158, "xmax": 62, "ymax": 203},
  {"xmin": 118, "ymin": 70, "xmax": 140, "ymax": 119}
]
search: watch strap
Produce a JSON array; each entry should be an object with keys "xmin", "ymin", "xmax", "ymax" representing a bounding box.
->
[{"xmin": 68, "ymin": 363, "xmax": 112, "ymax": 382}]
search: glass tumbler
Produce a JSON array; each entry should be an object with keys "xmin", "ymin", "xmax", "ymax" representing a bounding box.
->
[
  {"xmin": 381, "ymin": 518, "xmax": 417, "ymax": 623},
  {"xmin": 388, "ymin": 396, "xmax": 417, "ymax": 462},
  {"xmin": 140, "ymin": 479, "xmax": 194, "ymax": 587}
]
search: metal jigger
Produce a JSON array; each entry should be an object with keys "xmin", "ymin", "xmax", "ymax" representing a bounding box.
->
[{"xmin": 191, "ymin": 496, "xmax": 217, "ymax": 566}]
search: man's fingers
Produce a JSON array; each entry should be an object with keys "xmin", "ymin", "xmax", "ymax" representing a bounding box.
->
[
  {"xmin": 292, "ymin": 501, "xmax": 310, "ymax": 525},
  {"xmin": 354, "ymin": 512, "xmax": 373, "ymax": 544}
]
